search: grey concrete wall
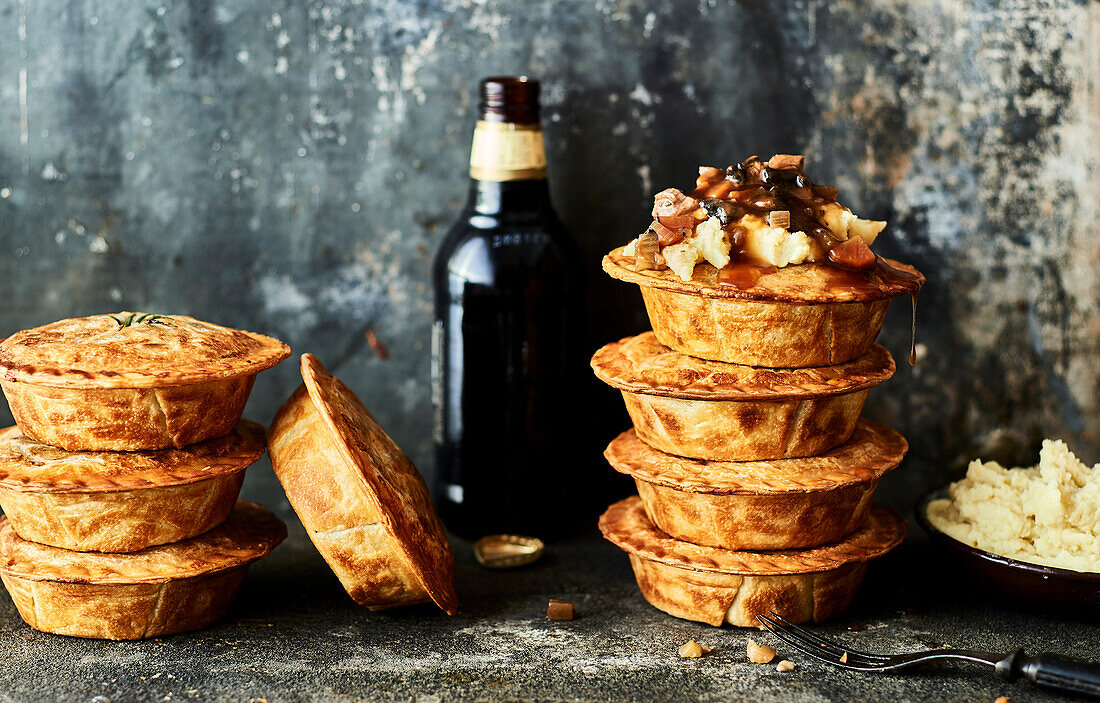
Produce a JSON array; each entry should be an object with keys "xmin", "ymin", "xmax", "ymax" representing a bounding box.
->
[{"xmin": 0, "ymin": 0, "xmax": 1096, "ymax": 513}]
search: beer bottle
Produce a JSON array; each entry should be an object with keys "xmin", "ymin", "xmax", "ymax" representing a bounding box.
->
[{"xmin": 431, "ymin": 76, "xmax": 583, "ymax": 539}]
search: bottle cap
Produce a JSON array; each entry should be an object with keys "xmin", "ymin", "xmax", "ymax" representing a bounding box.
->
[
  {"xmin": 479, "ymin": 76, "xmax": 540, "ymax": 123},
  {"xmin": 474, "ymin": 534, "xmax": 545, "ymax": 569}
]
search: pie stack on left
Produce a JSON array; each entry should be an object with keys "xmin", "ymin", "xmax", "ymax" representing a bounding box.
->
[{"xmin": 0, "ymin": 313, "xmax": 290, "ymax": 639}]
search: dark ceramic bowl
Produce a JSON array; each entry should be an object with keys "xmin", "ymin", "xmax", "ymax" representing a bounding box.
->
[{"xmin": 917, "ymin": 487, "xmax": 1100, "ymax": 617}]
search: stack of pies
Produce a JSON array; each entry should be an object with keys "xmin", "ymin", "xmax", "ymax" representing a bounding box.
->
[
  {"xmin": 594, "ymin": 156, "xmax": 923, "ymax": 627},
  {"xmin": 0, "ymin": 312, "xmax": 290, "ymax": 639}
]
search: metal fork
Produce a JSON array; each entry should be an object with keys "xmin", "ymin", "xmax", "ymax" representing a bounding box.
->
[{"xmin": 756, "ymin": 612, "xmax": 1100, "ymax": 699}]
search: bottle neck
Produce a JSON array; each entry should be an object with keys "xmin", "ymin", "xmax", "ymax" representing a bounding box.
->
[
  {"xmin": 467, "ymin": 178, "xmax": 551, "ymax": 215},
  {"xmin": 465, "ymin": 118, "xmax": 551, "ymax": 214}
]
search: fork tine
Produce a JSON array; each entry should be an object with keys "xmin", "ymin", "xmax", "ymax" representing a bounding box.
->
[
  {"xmin": 755, "ymin": 614, "xmax": 854, "ymax": 663},
  {"xmin": 757, "ymin": 612, "xmax": 865, "ymax": 663},
  {"xmin": 767, "ymin": 612, "xmax": 892, "ymax": 663},
  {"xmin": 755, "ymin": 614, "xmax": 886, "ymax": 671},
  {"xmin": 756, "ymin": 613, "xmax": 887, "ymax": 668}
]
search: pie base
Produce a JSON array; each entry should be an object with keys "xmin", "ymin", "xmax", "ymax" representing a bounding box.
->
[
  {"xmin": 591, "ymin": 335, "xmax": 893, "ymax": 461},
  {"xmin": 1, "ymin": 376, "xmax": 255, "ymax": 451},
  {"xmin": 641, "ymin": 286, "xmax": 890, "ymax": 367},
  {"xmin": 0, "ymin": 502, "xmax": 285, "ymax": 640},
  {"xmin": 603, "ymin": 247, "xmax": 921, "ymax": 367},
  {"xmin": 1, "ymin": 567, "xmax": 249, "ymax": 640},
  {"xmin": 604, "ymin": 422, "xmax": 906, "ymax": 549},
  {"xmin": 0, "ymin": 420, "xmax": 264, "ymax": 552},
  {"xmin": 628, "ymin": 554, "xmax": 866, "ymax": 627},
  {"xmin": 600, "ymin": 497, "xmax": 905, "ymax": 627},
  {"xmin": 621, "ymin": 389, "xmax": 869, "ymax": 462}
]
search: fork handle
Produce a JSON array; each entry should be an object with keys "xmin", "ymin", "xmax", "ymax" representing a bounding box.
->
[{"xmin": 1017, "ymin": 653, "xmax": 1100, "ymax": 699}]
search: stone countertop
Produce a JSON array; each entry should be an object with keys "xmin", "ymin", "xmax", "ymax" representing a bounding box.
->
[{"xmin": 0, "ymin": 517, "xmax": 1096, "ymax": 703}]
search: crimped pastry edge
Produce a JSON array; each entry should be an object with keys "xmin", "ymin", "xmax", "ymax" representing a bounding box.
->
[
  {"xmin": 591, "ymin": 334, "xmax": 895, "ymax": 401},
  {"xmin": 0, "ymin": 501, "xmax": 286, "ymax": 584},
  {"xmin": 602, "ymin": 247, "xmax": 923, "ymax": 303},
  {"xmin": 0, "ymin": 313, "xmax": 291, "ymax": 389},
  {"xmin": 0, "ymin": 420, "xmax": 265, "ymax": 494},
  {"xmin": 603, "ymin": 421, "xmax": 907, "ymax": 495},
  {"xmin": 599, "ymin": 496, "xmax": 906, "ymax": 576}
]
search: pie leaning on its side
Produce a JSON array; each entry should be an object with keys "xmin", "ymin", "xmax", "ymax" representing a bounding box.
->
[
  {"xmin": 268, "ymin": 354, "xmax": 457, "ymax": 615},
  {"xmin": 0, "ymin": 420, "xmax": 265, "ymax": 553},
  {"xmin": 0, "ymin": 501, "xmax": 286, "ymax": 640},
  {"xmin": 0, "ymin": 312, "xmax": 290, "ymax": 451}
]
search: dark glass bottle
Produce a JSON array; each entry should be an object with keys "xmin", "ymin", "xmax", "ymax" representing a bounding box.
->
[{"xmin": 431, "ymin": 76, "xmax": 583, "ymax": 540}]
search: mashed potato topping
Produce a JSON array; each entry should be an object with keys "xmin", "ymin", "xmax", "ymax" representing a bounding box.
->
[
  {"xmin": 624, "ymin": 155, "xmax": 889, "ymax": 283},
  {"xmin": 926, "ymin": 440, "xmax": 1100, "ymax": 573}
]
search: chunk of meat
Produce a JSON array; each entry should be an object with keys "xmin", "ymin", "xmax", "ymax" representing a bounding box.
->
[
  {"xmin": 767, "ymin": 154, "xmax": 805, "ymax": 170},
  {"xmin": 828, "ymin": 236, "xmax": 876, "ymax": 271},
  {"xmin": 652, "ymin": 188, "xmax": 698, "ymax": 218},
  {"xmin": 656, "ymin": 214, "xmax": 696, "ymax": 231}
]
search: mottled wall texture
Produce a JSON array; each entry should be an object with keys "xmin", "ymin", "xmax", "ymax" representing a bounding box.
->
[{"xmin": 0, "ymin": 0, "xmax": 1096, "ymax": 512}]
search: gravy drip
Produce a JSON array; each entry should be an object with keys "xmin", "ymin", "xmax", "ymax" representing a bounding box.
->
[
  {"xmin": 716, "ymin": 260, "xmax": 778, "ymax": 290},
  {"xmin": 872, "ymin": 256, "xmax": 924, "ymax": 366}
]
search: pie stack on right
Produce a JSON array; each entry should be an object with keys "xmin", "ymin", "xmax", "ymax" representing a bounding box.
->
[{"xmin": 594, "ymin": 155, "xmax": 925, "ymax": 627}]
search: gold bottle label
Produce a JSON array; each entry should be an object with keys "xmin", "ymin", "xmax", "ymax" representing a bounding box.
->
[{"xmin": 469, "ymin": 121, "xmax": 547, "ymax": 181}]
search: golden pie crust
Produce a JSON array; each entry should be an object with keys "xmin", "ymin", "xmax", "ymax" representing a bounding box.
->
[
  {"xmin": 604, "ymin": 421, "xmax": 907, "ymax": 549},
  {"xmin": 0, "ymin": 501, "xmax": 286, "ymax": 639},
  {"xmin": 268, "ymin": 353, "xmax": 457, "ymax": 615},
  {"xmin": 600, "ymin": 496, "xmax": 906, "ymax": 626},
  {"xmin": 603, "ymin": 247, "xmax": 923, "ymax": 367},
  {"xmin": 0, "ymin": 313, "xmax": 290, "ymax": 451},
  {"xmin": 592, "ymin": 334, "xmax": 894, "ymax": 460},
  {"xmin": 0, "ymin": 420, "xmax": 264, "ymax": 552}
]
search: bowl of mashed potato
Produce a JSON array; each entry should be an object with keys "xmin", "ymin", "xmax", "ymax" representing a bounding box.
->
[{"xmin": 918, "ymin": 439, "xmax": 1100, "ymax": 614}]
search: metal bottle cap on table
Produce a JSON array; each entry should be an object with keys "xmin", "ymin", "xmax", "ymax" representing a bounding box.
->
[{"xmin": 474, "ymin": 535, "xmax": 545, "ymax": 569}]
